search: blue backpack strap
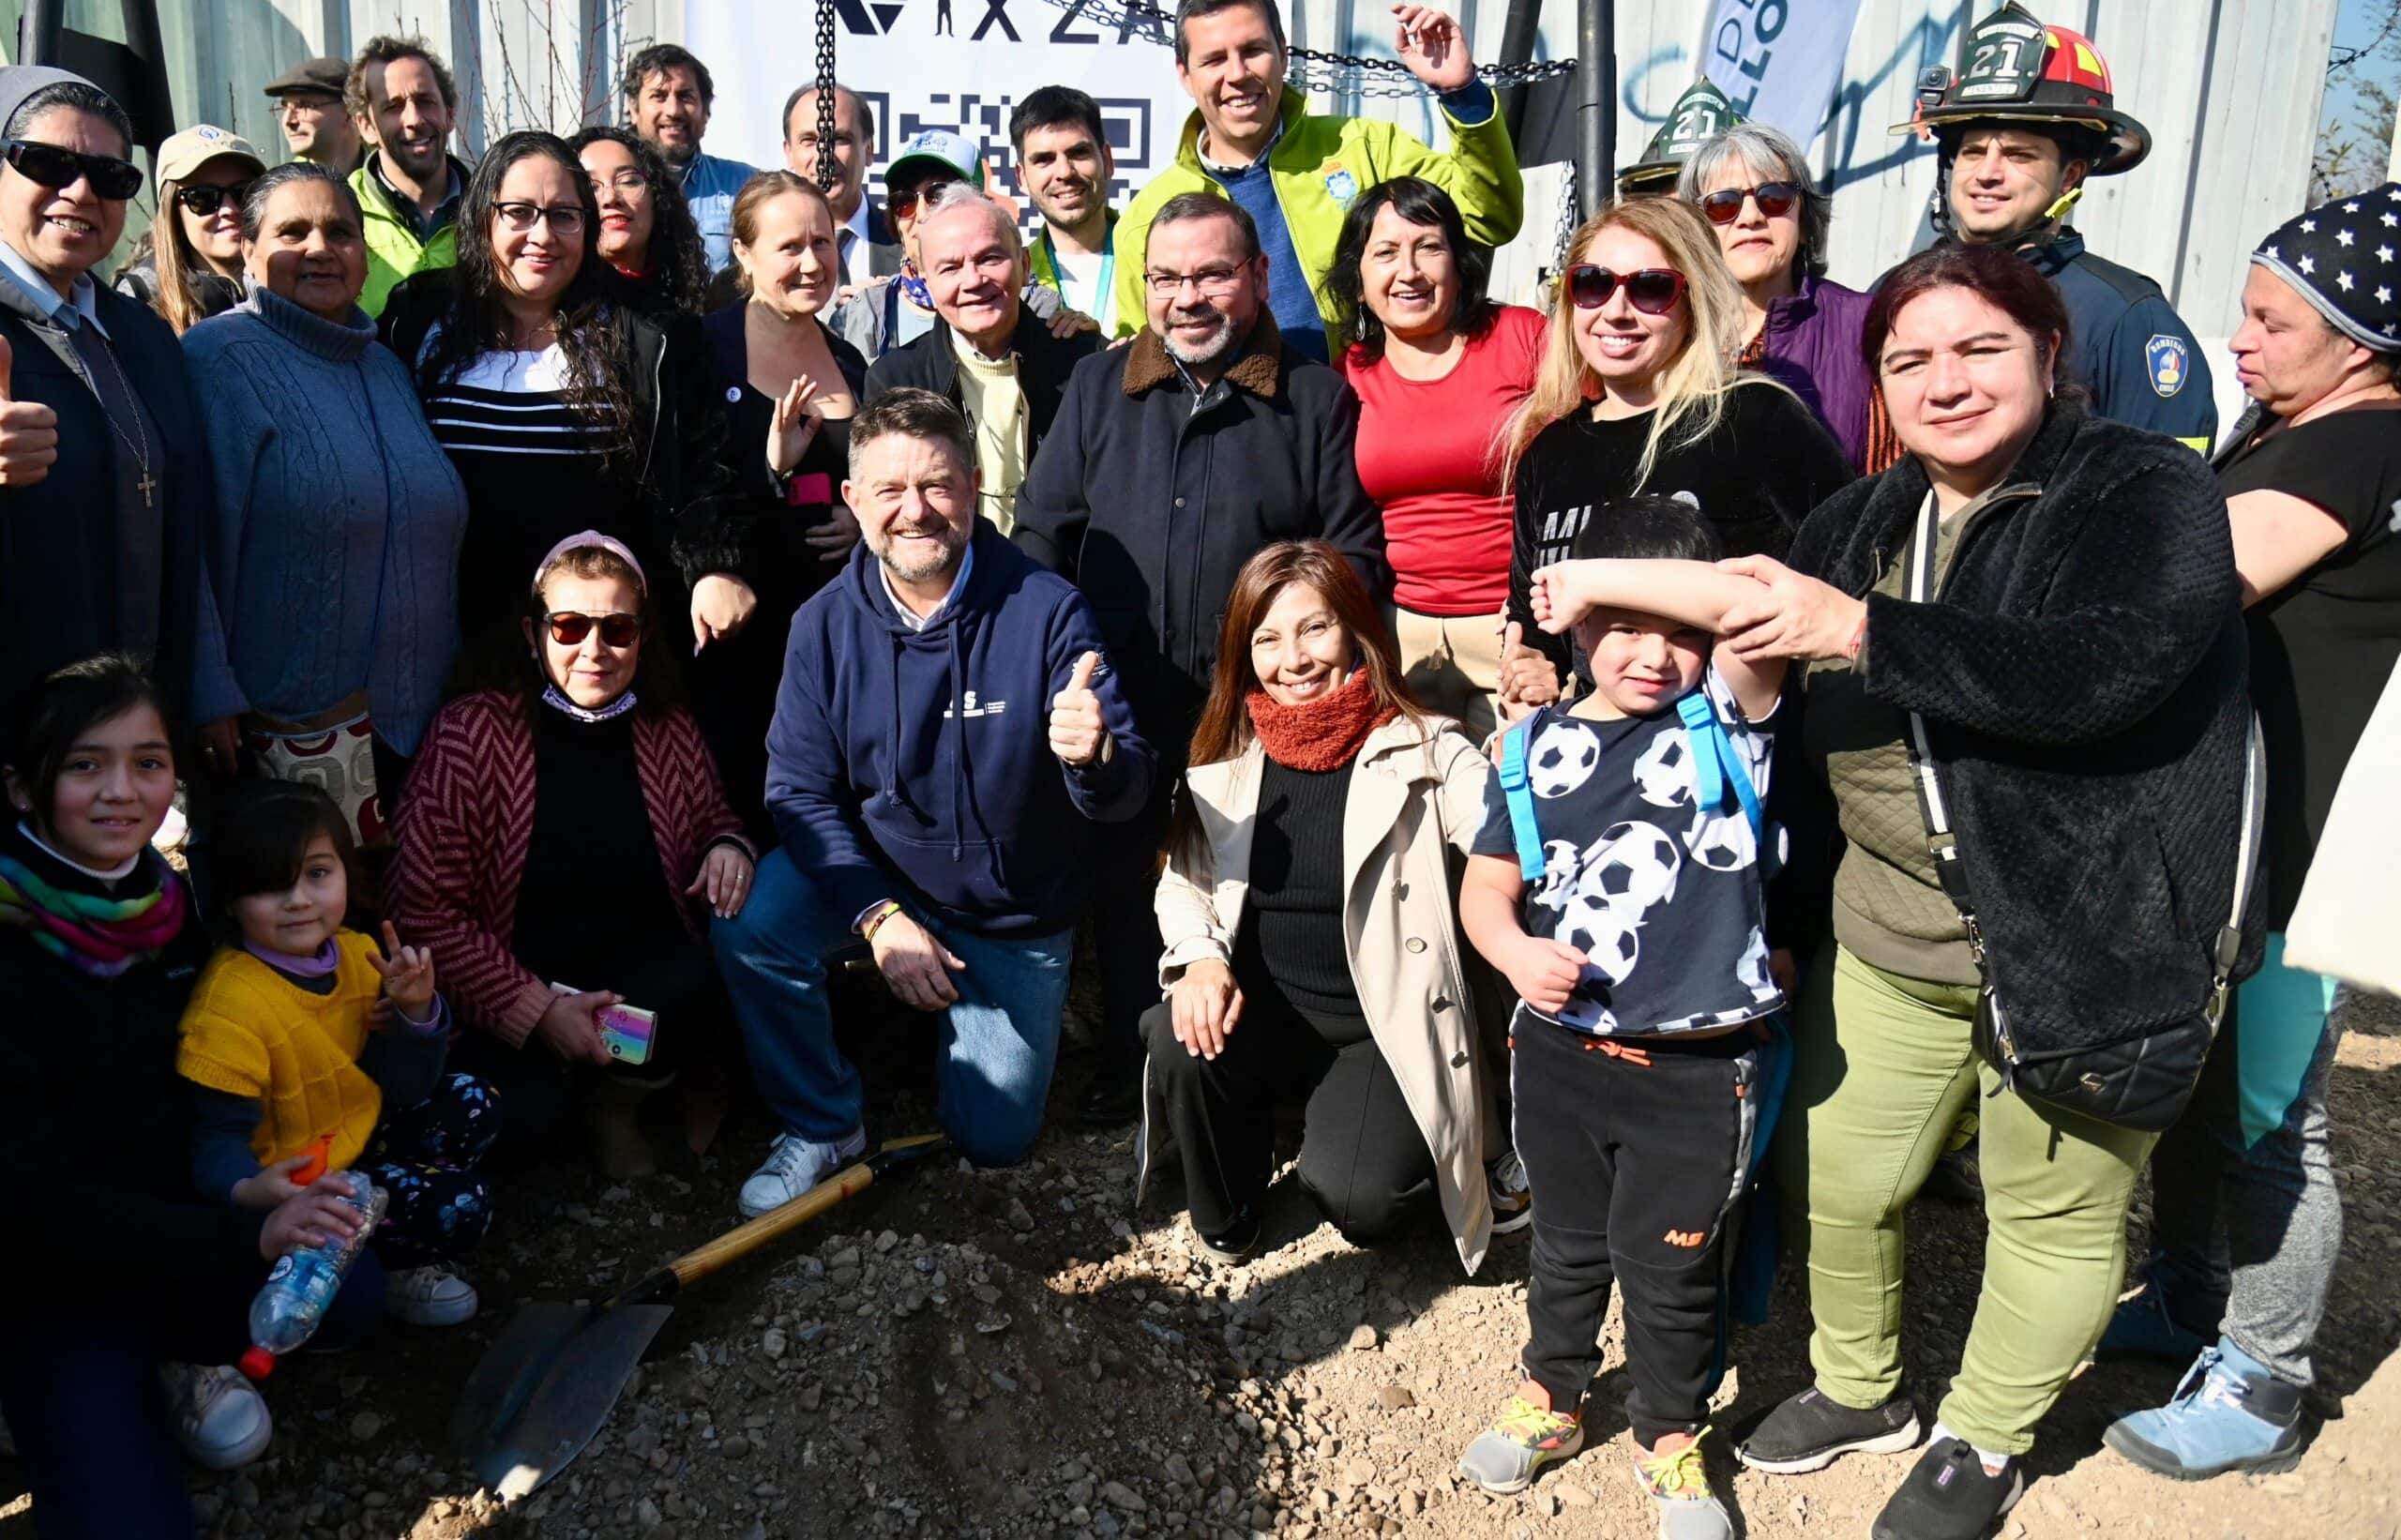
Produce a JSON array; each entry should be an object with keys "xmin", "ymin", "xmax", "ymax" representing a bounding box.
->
[
  {"xmin": 1494, "ymin": 716, "xmax": 1547, "ymax": 882},
  {"xmin": 1675, "ymin": 688, "xmax": 1764, "ymax": 839}
]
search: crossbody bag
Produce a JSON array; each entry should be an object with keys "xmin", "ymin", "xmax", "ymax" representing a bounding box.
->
[{"xmin": 1897, "ymin": 492, "xmax": 2262, "ymax": 1131}]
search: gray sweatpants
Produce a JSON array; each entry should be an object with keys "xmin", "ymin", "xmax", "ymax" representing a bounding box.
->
[{"xmin": 2142, "ymin": 937, "xmax": 2352, "ymax": 1388}]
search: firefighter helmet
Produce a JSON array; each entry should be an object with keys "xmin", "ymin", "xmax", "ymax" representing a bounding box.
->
[
  {"xmin": 1895, "ymin": 2, "xmax": 2151, "ymax": 176},
  {"xmin": 1619, "ymin": 77, "xmax": 1743, "ymax": 197}
]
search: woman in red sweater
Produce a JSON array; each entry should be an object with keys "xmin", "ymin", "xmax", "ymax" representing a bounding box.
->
[
  {"xmin": 1325, "ymin": 176, "xmax": 1546, "ymax": 742},
  {"xmin": 387, "ymin": 533, "xmax": 754, "ymax": 1177}
]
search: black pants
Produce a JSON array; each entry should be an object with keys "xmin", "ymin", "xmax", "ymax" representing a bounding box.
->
[
  {"xmin": 362, "ymin": 1072, "xmax": 501, "ymax": 1268},
  {"xmin": 1142, "ymin": 988, "xmax": 1436, "ymax": 1246},
  {"xmin": 452, "ymin": 936, "xmax": 728, "ymax": 1152},
  {"xmin": 1513, "ymin": 1016, "xmax": 1761, "ymax": 1445}
]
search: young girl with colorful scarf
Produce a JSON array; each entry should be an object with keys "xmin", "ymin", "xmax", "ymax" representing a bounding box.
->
[{"xmin": 0, "ymin": 655, "xmax": 373, "ymax": 1532}]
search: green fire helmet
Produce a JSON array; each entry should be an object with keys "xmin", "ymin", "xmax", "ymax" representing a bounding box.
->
[{"xmin": 1617, "ymin": 77, "xmax": 1744, "ymax": 198}]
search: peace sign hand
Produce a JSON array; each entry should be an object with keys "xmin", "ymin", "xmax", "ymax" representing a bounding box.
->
[
  {"xmin": 768, "ymin": 375, "xmax": 826, "ymax": 476},
  {"xmin": 370, "ymin": 920, "xmax": 437, "ymax": 1021}
]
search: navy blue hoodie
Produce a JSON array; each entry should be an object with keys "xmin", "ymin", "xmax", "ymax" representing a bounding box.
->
[{"xmin": 765, "ymin": 521, "xmax": 1155, "ymax": 936}]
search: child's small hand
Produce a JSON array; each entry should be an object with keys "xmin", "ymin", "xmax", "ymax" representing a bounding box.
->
[
  {"xmin": 1505, "ymin": 936, "xmax": 1591, "ymax": 1015},
  {"xmin": 1528, "ymin": 563, "xmax": 1597, "ymax": 636},
  {"xmin": 371, "ymin": 919, "xmax": 437, "ymax": 1020},
  {"xmin": 260, "ymin": 1174, "xmax": 364, "ymax": 1260},
  {"xmin": 230, "ymin": 1153, "xmax": 314, "ymax": 1210}
]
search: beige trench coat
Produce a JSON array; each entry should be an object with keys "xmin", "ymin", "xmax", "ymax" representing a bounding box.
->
[{"xmin": 1140, "ymin": 713, "xmax": 1502, "ymax": 1274}]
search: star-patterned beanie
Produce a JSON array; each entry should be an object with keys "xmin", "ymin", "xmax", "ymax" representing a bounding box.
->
[{"xmin": 2251, "ymin": 181, "xmax": 2401, "ymax": 353}]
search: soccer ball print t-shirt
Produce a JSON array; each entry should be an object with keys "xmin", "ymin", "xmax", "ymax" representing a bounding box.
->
[{"xmin": 1473, "ymin": 671, "xmax": 1785, "ymax": 1037}]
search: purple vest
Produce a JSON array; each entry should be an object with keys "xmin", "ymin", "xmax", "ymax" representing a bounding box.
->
[{"xmin": 1754, "ymin": 274, "xmax": 1875, "ymax": 472}]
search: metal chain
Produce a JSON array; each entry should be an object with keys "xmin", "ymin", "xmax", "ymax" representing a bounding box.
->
[
  {"xmin": 1028, "ymin": 0, "xmax": 1574, "ymax": 97},
  {"xmin": 814, "ymin": 0, "xmax": 840, "ymax": 191}
]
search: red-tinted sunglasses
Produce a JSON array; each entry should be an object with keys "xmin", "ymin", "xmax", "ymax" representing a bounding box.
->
[
  {"xmin": 545, "ymin": 611, "xmax": 642, "ymax": 647},
  {"xmin": 1698, "ymin": 181, "xmax": 1800, "ymax": 225},
  {"xmin": 1565, "ymin": 264, "xmax": 1686, "ymax": 314}
]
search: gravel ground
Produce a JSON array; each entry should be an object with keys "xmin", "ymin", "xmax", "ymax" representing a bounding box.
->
[{"xmin": 6, "ymin": 987, "xmax": 2399, "ymax": 1540}]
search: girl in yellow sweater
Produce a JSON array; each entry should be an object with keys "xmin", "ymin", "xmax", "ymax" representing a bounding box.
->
[{"xmin": 178, "ymin": 782, "xmax": 498, "ymax": 1327}]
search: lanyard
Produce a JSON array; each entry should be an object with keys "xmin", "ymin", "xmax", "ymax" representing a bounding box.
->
[{"xmin": 1039, "ymin": 223, "xmax": 1114, "ymax": 328}]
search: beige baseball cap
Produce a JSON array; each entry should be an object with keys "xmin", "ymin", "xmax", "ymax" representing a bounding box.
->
[{"xmin": 154, "ymin": 124, "xmax": 267, "ymax": 190}]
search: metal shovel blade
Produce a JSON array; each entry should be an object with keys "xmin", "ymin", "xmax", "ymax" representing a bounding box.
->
[{"xmin": 461, "ymin": 1301, "xmax": 675, "ymax": 1500}]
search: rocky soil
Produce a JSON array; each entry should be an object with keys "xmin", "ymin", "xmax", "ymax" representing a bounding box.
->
[{"xmin": 7, "ymin": 989, "xmax": 2400, "ymax": 1540}]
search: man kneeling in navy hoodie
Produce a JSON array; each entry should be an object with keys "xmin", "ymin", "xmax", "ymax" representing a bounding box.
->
[{"xmin": 717, "ymin": 388, "xmax": 1155, "ymax": 1217}]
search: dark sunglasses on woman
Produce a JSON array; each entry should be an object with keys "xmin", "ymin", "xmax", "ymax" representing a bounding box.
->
[
  {"xmin": 174, "ymin": 181, "xmax": 255, "ymax": 217},
  {"xmin": 1565, "ymin": 264, "xmax": 1687, "ymax": 315},
  {"xmin": 1, "ymin": 139, "xmax": 143, "ymax": 201},
  {"xmin": 887, "ymin": 178, "xmax": 958, "ymax": 220},
  {"xmin": 1698, "ymin": 182, "xmax": 1800, "ymax": 225},
  {"xmin": 545, "ymin": 611, "xmax": 642, "ymax": 647}
]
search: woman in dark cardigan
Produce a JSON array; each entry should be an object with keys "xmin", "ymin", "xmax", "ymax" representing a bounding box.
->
[
  {"xmin": 1716, "ymin": 243, "xmax": 2254, "ymax": 1540},
  {"xmin": 0, "ymin": 68, "xmax": 230, "ymax": 764},
  {"xmin": 683, "ymin": 170, "xmax": 867, "ymax": 830}
]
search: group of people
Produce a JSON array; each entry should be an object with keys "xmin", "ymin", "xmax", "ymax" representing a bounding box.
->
[{"xmin": 0, "ymin": 2, "xmax": 2395, "ymax": 1538}]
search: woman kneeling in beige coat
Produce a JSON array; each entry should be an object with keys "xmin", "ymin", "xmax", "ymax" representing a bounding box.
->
[{"xmin": 1136, "ymin": 540, "xmax": 1506, "ymax": 1274}]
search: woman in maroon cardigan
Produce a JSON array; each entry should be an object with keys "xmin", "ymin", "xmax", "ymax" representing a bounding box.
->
[{"xmin": 388, "ymin": 532, "xmax": 754, "ymax": 1176}]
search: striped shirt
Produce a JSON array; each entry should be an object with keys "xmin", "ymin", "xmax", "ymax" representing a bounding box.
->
[{"xmin": 426, "ymin": 344, "xmax": 642, "ymax": 642}]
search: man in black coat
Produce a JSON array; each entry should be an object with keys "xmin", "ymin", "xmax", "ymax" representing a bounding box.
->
[
  {"xmin": 1014, "ymin": 190, "xmax": 1387, "ymax": 1121},
  {"xmin": 864, "ymin": 185, "xmax": 1097, "ymax": 536}
]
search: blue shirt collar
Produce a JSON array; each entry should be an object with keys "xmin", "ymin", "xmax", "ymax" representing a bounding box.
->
[{"xmin": 0, "ymin": 236, "xmax": 106, "ymax": 337}]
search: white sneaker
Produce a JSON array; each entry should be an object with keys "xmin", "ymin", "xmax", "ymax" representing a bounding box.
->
[
  {"xmin": 739, "ymin": 1127, "xmax": 867, "ymax": 1219},
  {"xmin": 1488, "ymin": 1149, "xmax": 1534, "ymax": 1234},
  {"xmin": 160, "ymin": 1363, "xmax": 272, "ymax": 1471},
  {"xmin": 386, "ymin": 1263, "xmax": 480, "ymax": 1326}
]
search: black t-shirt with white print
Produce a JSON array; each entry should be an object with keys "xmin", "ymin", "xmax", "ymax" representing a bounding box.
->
[
  {"xmin": 1504, "ymin": 384, "xmax": 1856, "ymax": 674},
  {"xmin": 1472, "ymin": 670, "xmax": 1784, "ymax": 1037}
]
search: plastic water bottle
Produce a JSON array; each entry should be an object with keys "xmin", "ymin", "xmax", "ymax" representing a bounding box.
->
[{"xmin": 236, "ymin": 1170, "xmax": 387, "ymax": 1381}]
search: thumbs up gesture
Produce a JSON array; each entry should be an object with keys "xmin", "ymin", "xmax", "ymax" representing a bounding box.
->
[
  {"xmin": 0, "ymin": 336, "xmax": 61, "ymax": 488},
  {"xmin": 1049, "ymin": 650, "xmax": 1110, "ymax": 767}
]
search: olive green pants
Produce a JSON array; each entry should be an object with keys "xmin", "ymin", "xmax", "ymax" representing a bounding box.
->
[{"xmin": 1774, "ymin": 945, "xmax": 2158, "ymax": 1454}]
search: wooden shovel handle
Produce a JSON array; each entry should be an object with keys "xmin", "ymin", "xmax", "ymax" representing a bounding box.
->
[{"xmin": 664, "ymin": 1134, "xmax": 948, "ymax": 1291}]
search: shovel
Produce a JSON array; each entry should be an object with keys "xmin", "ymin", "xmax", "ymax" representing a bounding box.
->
[{"xmin": 450, "ymin": 1134, "xmax": 950, "ymax": 1499}]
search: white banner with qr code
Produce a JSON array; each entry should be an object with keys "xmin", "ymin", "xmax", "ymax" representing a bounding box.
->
[{"xmin": 687, "ymin": 0, "xmax": 1191, "ymax": 237}]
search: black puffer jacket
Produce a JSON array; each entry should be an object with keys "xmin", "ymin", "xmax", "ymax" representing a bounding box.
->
[{"xmin": 1780, "ymin": 402, "xmax": 2258, "ymax": 1057}]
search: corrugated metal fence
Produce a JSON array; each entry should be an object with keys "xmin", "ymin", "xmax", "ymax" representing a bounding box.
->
[{"xmin": 4, "ymin": 0, "xmax": 2340, "ymax": 336}]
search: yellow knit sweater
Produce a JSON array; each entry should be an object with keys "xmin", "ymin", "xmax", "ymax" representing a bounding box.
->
[{"xmin": 176, "ymin": 929, "xmax": 386, "ymax": 1172}]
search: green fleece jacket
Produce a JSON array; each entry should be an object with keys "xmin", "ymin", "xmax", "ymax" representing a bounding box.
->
[
  {"xmin": 350, "ymin": 158, "xmax": 462, "ymax": 318},
  {"xmin": 1108, "ymin": 88, "xmax": 1522, "ymax": 339}
]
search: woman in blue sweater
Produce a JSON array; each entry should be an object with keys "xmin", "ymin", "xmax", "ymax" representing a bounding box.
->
[{"xmin": 181, "ymin": 161, "xmax": 469, "ymax": 825}]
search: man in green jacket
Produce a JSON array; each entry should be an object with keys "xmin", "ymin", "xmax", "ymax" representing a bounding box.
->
[
  {"xmin": 1110, "ymin": 0, "xmax": 1520, "ymax": 363},
  {"xmin": 344, "ymin": 36, "xmax": 470, "ymax": 317}
]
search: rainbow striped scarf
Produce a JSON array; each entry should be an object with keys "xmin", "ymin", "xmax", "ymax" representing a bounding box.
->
[{"xmin": 0, "ymin": 847, "xmax": 188, "ymax": 976}]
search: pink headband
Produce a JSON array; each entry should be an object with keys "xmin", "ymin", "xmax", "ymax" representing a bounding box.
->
[{"xmin": 532, "ymin": 530, "xmax": 648, "ymax": 596}]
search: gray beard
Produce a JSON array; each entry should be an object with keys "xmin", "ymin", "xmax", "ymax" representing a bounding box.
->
[
  {"xmin": 871, "ymin": 528, "xmax": 968, "ymax": 585},
  {"xmin": 1163, "ymin": 311, "xmax": 1240, "ymax": 369}
]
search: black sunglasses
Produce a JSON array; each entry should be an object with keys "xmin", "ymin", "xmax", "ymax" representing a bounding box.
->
[
  {"xmin": 1698, "ymin": 181, "xmax": 1800, "ymax": 226},
  {"xmin": 888, "ymin": 178, "xmax": 958, "ymax": 220},
  {"xmin": 174, "ymin": 181, "xmax": 255, "ymax": 218},
  {"xmin": 545, "ymin": 611, "xmax": 642, "ymax": 648},
  {"xmin": 1565, "ymin": 264, "xmax": 1687, "ymax": 315},
  {"xmin": 2, "ymin": 140, "xmax": 143, "ymax": 201}
]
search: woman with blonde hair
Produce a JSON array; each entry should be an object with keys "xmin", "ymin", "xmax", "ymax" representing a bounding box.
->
[
  {"xmin": 679, "ymin": 170, "xmax": 867, "ymax": 829},
  {"xmin": 1499, "ymin": 196, "xmax": 1852, "ymax": 702}
]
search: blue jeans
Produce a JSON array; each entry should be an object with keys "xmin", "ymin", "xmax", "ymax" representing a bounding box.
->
[{"xmin": 714, "ymin": 847, "xmax": 1071, "ymax": 1167}]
